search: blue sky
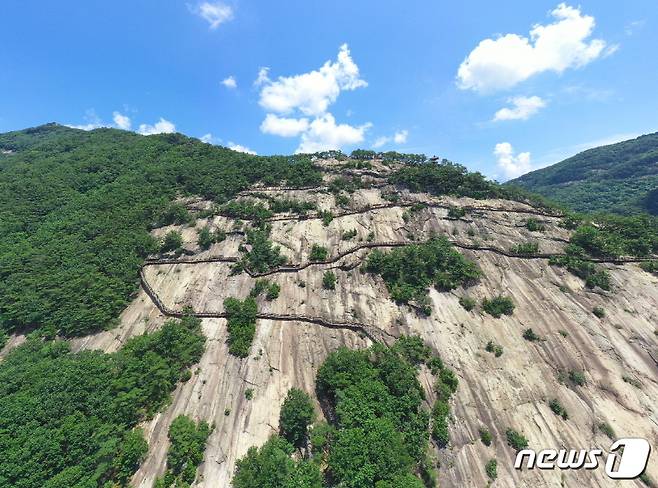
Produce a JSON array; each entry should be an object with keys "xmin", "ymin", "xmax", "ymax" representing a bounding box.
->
[{"xmin": 1, "ymin": 1, "xmax": 656, "ymax": 180}]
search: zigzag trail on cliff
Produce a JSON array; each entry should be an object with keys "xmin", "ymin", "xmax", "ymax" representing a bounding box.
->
[{"xmin": 56, "ymin": 162, "xmax": 658, "ymax": 487}]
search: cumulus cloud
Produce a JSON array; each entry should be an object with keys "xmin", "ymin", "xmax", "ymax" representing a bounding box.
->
[
  {"xmin": 68, "ymin": 110, "xmax": 176, "ymax": 135},
  {"xmin": 200, "ymin": 133, "xmax": 214, "ymax": 144},
  {"xmin": 258, "ymin": 44, "xmax": 372, "ymax": 154},
  {"xmin": 260, "ymin": 114, "xmax": 310, "ymax": 137},
  {"xmin": 112, "ymin": 111, "xmax": 131, "ymax": 130},
  {"xmin": 228, "ymin": 142, "xmax": 257, "ymax": 155},
  {"xmin": 68, "ymin": 122, "xmax": 104, "ymax": 131},
  {"xmin": 494, "ymin": 142, "xmax": 532, "ymax": 179},
  {"xmin": 254, "ymin": 67, "xmax": 270, "ymax": 87},
  {"xmin": 458, "ymin": 3, "xmax": 608, "ymax": 93},
  {"xmin": 296, "ymin": 114, "xmax": 370, "ymax": 154},
  {"xmin": 493, "ymin": 95, "xmax": 546, "ymax": 121},
  {"xmin": 259, "ymin": 44, "xmax": 367, "ymax": 117},
  {"xmin": 67, "ymin": 109, "xmax": 105, "ymax": 130},
  {"xmin": 372, "ymin": 129, "xmax": 409, "ymax": 148},
  {"xmin": 192, "ymin": 1, "xmax": 234, "ymax": 29},
  {"xmin": 393, "ymin": 130, "xmax": 408, "ymax": 144},
  {"xmin": 372, "ymin": 136, "xmax": 389, "ymax": 149},
  {"xmin": 221, "ymin": 76, "xmax": 237, "ymax": 89},
  {"xmin": 138, "ymin": 118, "xmax": 176, "ymax": 135}
]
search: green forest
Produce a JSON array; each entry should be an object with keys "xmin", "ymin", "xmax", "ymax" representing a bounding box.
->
[
  {"xmin": 1, "ymin": 124, "xmax": 657, "ymax": 488},
  {"xmin": 0, "ymin": 123, "xmax": 321, "ymax": 337},
  {"xmin": 232, "ymin": 337, "xmax": 455, "ymax": 488},
  {"xmin": 0, "ymin": 315, "xmax": 205, "ymax": 488},
  {"xmin": 509, "ymin": 132, "xmax": 658, "ymax": 215}
]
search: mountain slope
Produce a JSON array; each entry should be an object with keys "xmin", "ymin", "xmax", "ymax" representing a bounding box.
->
[
  {"xmin": 509, "ymin": 132, "xmax": 658, "ymax": 215},
  {"xmin": 1, "ymin": 126, "xmax": 657, "ymax": 487},
  {"xmin": 74, "ymin": 163, "xmax": 657, "ymax": 488}
]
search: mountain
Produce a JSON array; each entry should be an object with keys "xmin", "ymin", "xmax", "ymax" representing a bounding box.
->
[
  {"xmin": 0, "ymin": 125, "xmax": 657, "ymax": 488},
  {"xmin": 509, "ymin": 132, "xmax": 658, "ymax": 215}
]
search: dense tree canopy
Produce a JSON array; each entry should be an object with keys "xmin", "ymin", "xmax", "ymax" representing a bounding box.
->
[
  {"xmin": 364, "ymin": 237, "xmax": 480, "ymax": 312},
  {"xmin": 509, "ymin": 131, "xmax": 658, "ymax": 215},
  {"xmin": 232, "ymin": 436, "xmax": 322, "ymax": 488},
  {"xmin": 316, "ymin": 342, "xmax": 432, "ymax": 487},
  {"xmin": 155, "ymin": 415, "xmax": 211, "ymax": 488},
  {"xmin": 233, "ymin": 337, "xmax": 450, "ymax": 488},
  {"xmin": 279, "ymin": 388, "xmax": 315, "ymax": 447},
  {"xmin": 0, "ymin": 315, "xmax": 205, "ymax": 488},
  {"xmin": 224, "ymin": 296, "xmax": 258, "ymax": 358},
  {"xmin": 0, "ymin": 124, "xmax": 321, "ymax": 337}
]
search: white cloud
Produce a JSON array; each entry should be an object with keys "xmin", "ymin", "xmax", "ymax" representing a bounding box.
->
[
  {"xmin": 494, "ymin": 142, "xmax": 532, "ymax": 179},
  {"xmin": 625, "ymin": 19, "xmax": 645, "ymax": 36},
  {"xmin": 67, "ymin": 109, "xmax": 105, "ymax": 130},
  {"xmin": 260, "ymin": 114, "xmax": 309, "ymax": 137},
  {"xmin": 372, "ymin": 129, "xmax": 409, "ymax": 149},
  {"xmin": 296, "ymin": 114, "xmax": 370, "ymax": 154},
  {"xmin": 68, "ymin": 122, "xmax": 104, "ymax": 131},
  {"xmin": 493, "ymin": 95, "xmax": 546, "ymax": 121},
  {"xmin": 200, "ymin": 133, "xmax": 225, "ymax": 145},
  {"xmin": 138, "ymin": 118, "xmax": 176, "ymax": 135},
  {"xmin": 259, "ymin": 43, "xmax": 367, "ymax": 116},
  {"xmin": 228, "ymin": 142, "xmax": 257, "ymax": 155},
  {"xmin": 257, "ymin": 44, "xmax": 372, "ymax": 154},
  {"xmin": 372, "ymin": 136, "xmax": 389, "ymax": 149},
  {"xmin": 457, "ymin": 3, "xmax": 608, "ymax": 93},
  {"xmin": 193, "ymin": 1, "xmax": 234, "ymax": 29},
  {"xmin": 254, "ymin": 67, "xmax": 270, "ymax": 87},
  {"xmin": 221, "ymin": 76, "xmax": 237, "ymax": 89},
  {"xmin": 112, "ymin": 111, "xmax": 131, "ymax": 130},
  {"xmin": 393, "ymin": 129, "xmax": 408, "ymax": 144}
]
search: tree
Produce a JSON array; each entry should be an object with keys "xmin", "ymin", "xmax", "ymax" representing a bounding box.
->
[
  {"xmin": 322, "ymin": 271, "xmax": 336, "ymax": 290},
  {"xmin": 309, "ymin": 244, "xmax": 329, "ymax": 262},
  {"xmin": 112, "ymin": 429, "xmax": 148, "ymax": 485},
  {"xmin": 328, "ymin": 418, "xmax": 413, "ymax": 487},
  {"xmin": 482, "ymin": 295, "xmax": 515, "ymax": 318},
  {"xmin": 266, "ymin": 282, "xmax": 281, "ymax": 300},
  {"xmin": 198, "ymin": 226, "xmax": 214, "ymax": 250},
  {"xmin": 164, "ymin": 415, "xmax": 210, "ymax": 486},
  {"xmin": 224, "ymin": 297, "xmax": 258, "ymax": 358},
  {"xmin": 161, "ymin": 230, "xmax": 183, "ymax": 253},
  {"xmin": 279, "ymin": 388, "xmax": 316, "ymax": 447},
  {"xmin": 0, "ymin": 316, "xmax": 205, "ymax": 488},
  {"xmin": 233, "ymin": 436, "xmax": 321, "ymax": 488}
]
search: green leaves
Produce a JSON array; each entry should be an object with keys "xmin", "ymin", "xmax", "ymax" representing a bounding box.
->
[
  {"xmin": 279, "ymin": 388, "xmax": 315, "ymax": 447},
  {"xmin": 389, "ymin": 160, "xmax": 499, "ymax": 200},
  {"xmin": 309, "ymin": 244, "xmax": 329, "ymax": 262},
  {"xmin": 482, "ymin": 295, "xmax": 515, "ymax": 318},
  {"xmin": 233, "ymin": 436, "xmax": 321, "ymax": 488},
  {"xmin": 239, "ymin": 227, "xmax": 288, "ymax": 274},
  {"xmin": 322, "ymin": 271, "xmax": 336, "ymax": 290},
  {"xmin": 235, "ymin": 338, "xmax": 446, "ymax": 487},
  {"xmin": 160, "ymin": 415, "xmax": 210, "ymax": 487},
  {"xmin": 364, "ymin": 237, "xmax": 480, "ymax": 312},
  {"xmin": 0, "ymin": 125, "xmax": 321, "ymax": 337},
  {"xmin": 0, "ymin": 315, "xmax": 205, "ymax": 488},
  {"xmin": 316, "ymin": 341, "xmax": 431, "ymax": 487},
  {"xmin": 224, "ymin": 297, "xmax": 258, "ymax": 358}
]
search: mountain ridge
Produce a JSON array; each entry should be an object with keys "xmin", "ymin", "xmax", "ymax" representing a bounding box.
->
[
  {"xmin": 0, "ymin": 125, "xmax": 657, "ymax": 488},
  {"xmin": 509, "ymin": 132, "xmax": 658, "ymax": 215}
]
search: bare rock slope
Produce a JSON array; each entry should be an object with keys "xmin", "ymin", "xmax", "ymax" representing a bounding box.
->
[{"xmin": 72, "ymin": 159, "xmax": 658, "ymax": 487}]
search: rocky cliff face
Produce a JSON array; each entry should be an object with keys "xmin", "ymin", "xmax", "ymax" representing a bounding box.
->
[{"xmin": 66, "ymin": 158, "xmax": 658, "ymax": 487}]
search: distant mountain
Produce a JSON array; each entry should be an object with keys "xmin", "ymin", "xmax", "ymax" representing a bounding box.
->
[{"xmin": 509, "ymin": 132, "xmax": 658, "ymax": 215}]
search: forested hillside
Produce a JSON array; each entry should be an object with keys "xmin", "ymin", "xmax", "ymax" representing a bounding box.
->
[
  {"xmin": 1, "ymin": 125, "xmax": 657, "ymax": 487},
  {"xmin": 509, "ymin": 132, "xmax": 658, "ymax": 215},
  {"xmin": 0, "ymin": 123, "xmax": 321, "ymax": 337}
]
